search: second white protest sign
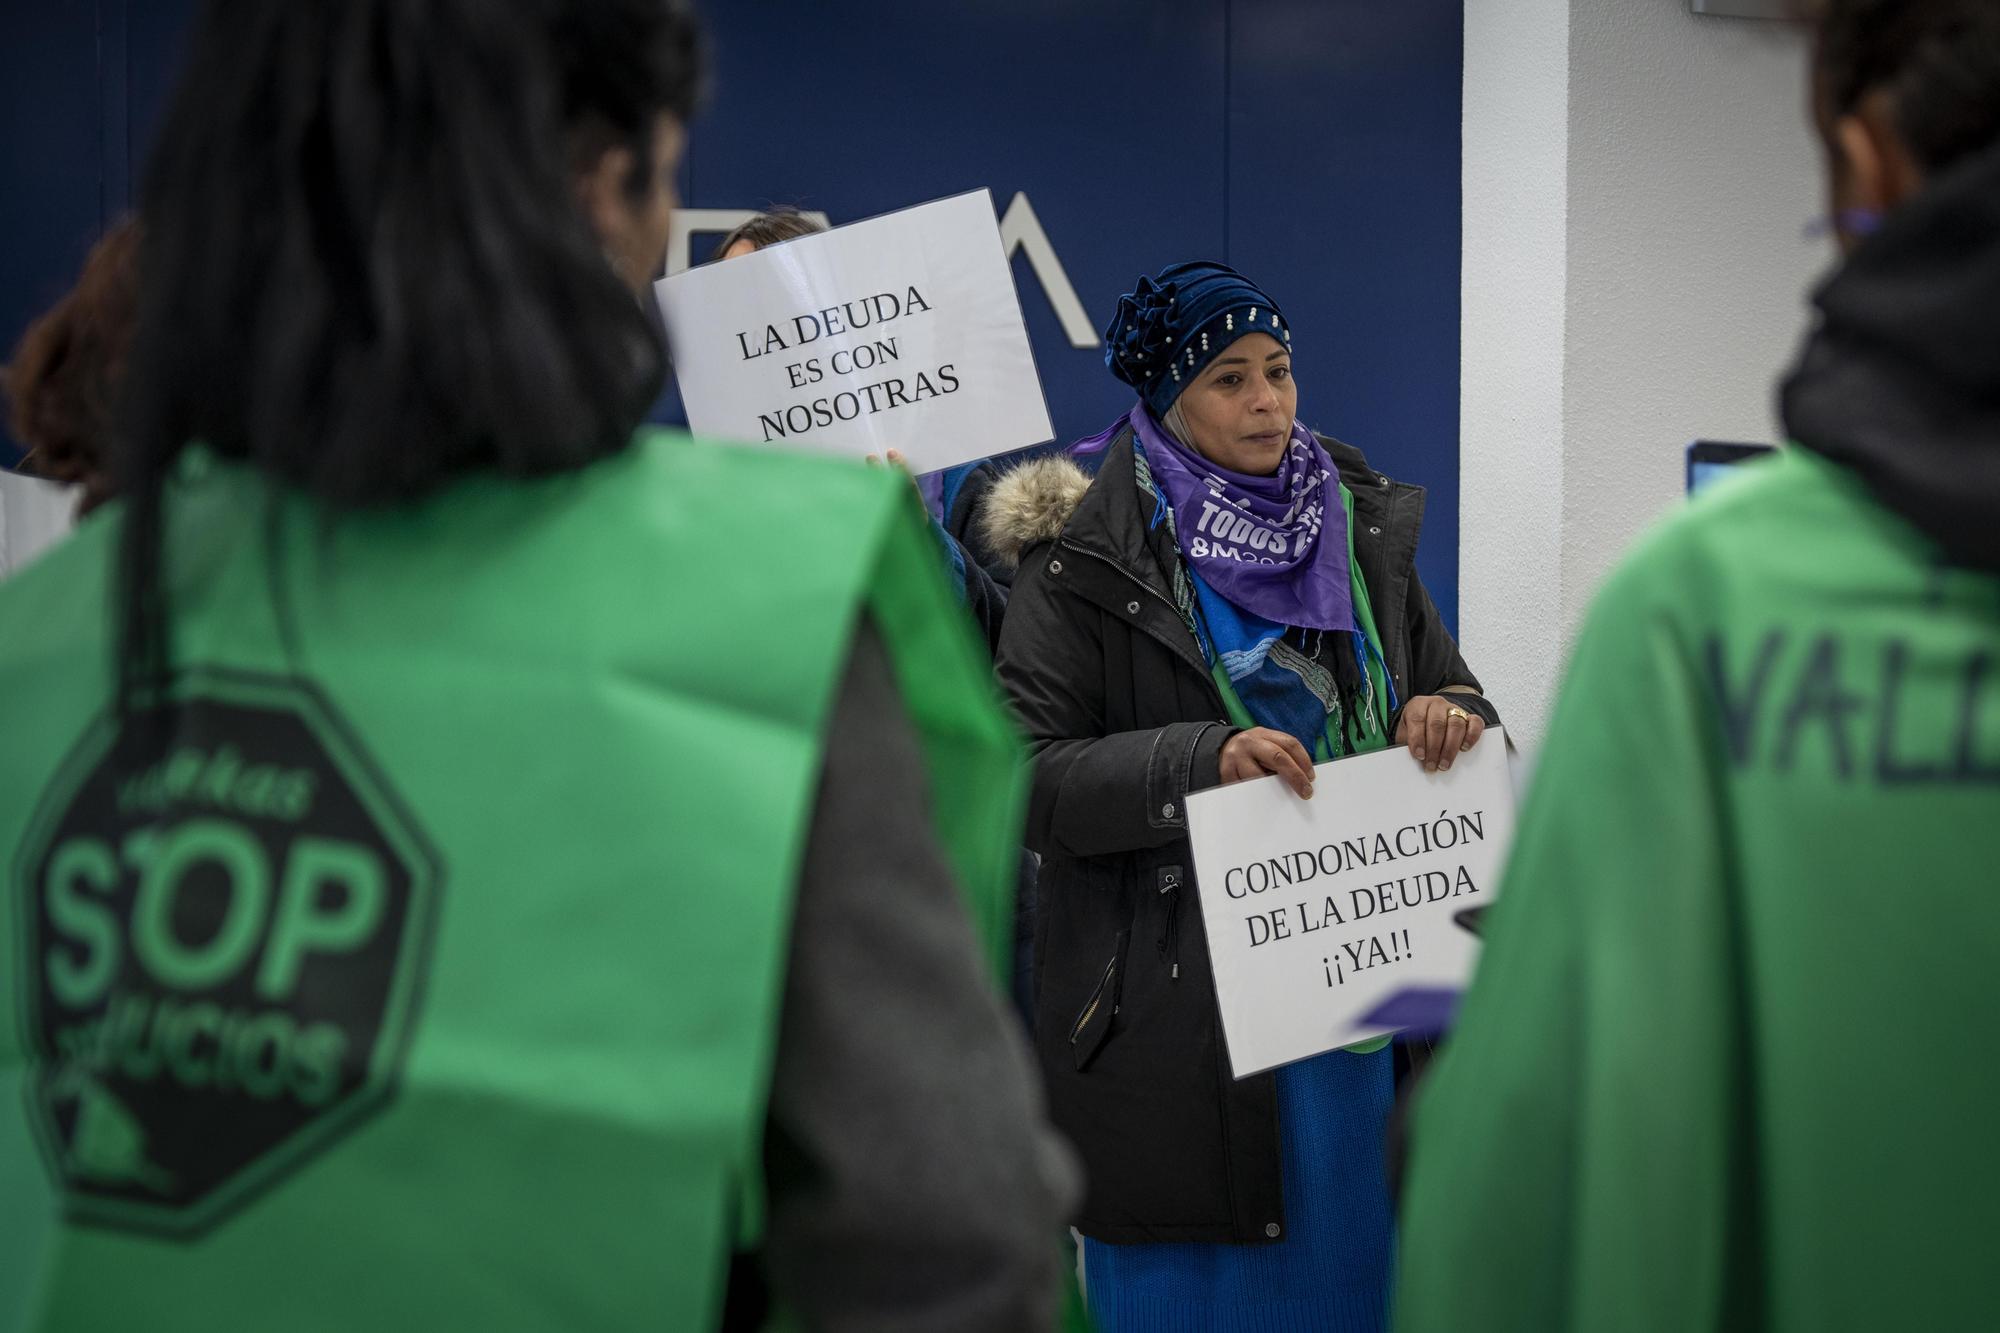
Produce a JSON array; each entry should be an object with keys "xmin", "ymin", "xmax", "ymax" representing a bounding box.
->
[
  {"xmin": 654, "ymin": 189, "xmax": 1053, "ymax": 474},
  {"xmin": 1184, "ymin": 732, "xmax": 1516, "ymax": 1078}
]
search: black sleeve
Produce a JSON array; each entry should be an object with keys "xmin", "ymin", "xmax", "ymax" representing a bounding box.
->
[
  {"xmin": 1401, "ymin": 571, "xmax": 1501, "ymax": 728},
  {"xmin": 759, "ymin": 618, "xmax": 1079, "ymax": 1333},
  {"xmin": 994, "ymin": 545, "xmax": 1231, "ymax": 860},
  {"xmin": 947, "ymin": 461, "xmax": 1020, "ymax": 589},
  {"xmin": 947, "ymin": 528, "xmax": 1009, "ymax": 661}
]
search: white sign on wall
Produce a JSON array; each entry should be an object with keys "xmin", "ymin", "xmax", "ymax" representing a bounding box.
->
[
  {"xmin": 655, "ymin": 189, "xmax": 1054, "ymax": 473},
  {"xmin": 1185, "ymin": 733, "xmax": 1517, "ymax": 1078}
]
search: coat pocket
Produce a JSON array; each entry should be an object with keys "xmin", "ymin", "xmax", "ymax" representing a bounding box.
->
[{"xmin": 1069, "ymin": 928, "xmax": 1131, "ymax": 1072}]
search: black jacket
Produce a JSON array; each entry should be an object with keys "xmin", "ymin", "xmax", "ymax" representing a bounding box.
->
[
  {"xmin": 725, "ymin": 621, "xmax": 1078, "ymax": 1329},
  {"xmin": 940, "ymin": 459, "xmax": 1025, "ymax": 589},
  {"xmin": 987, "ymin": 429, "xmax": 1495, "ymax": 1245},
  {"xmin": 942, "ymin": 525, "xmax": 1009, "ymax": 660},
  {"xmin": 1782, "ymin": 139, "xmax": 2000, "ymax": 574}
]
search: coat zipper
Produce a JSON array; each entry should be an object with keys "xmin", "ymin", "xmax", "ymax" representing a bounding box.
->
[{"xmin": 1157, "ymin": 868, "xmax": 1184, "ymax": 980}]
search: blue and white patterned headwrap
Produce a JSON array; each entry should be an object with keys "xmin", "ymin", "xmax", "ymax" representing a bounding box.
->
[{"xmin": 1103, "ymin": 260, "xmax": 1293, "ymax": 416}]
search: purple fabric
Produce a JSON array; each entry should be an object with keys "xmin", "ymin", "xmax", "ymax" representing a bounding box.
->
[
  {"xmin": 1068, "ymin": 415, "xmax": 1126, "ymax": 458},
  {"xmin": 916, "ymin": 468, "xmax": 948, "ymax": 523},
  {"xmin": 1360, "ymin": 987, "xmax": 1462, "ymax": 1041},
  {"xmin": 1129, "ymin": 404, "xmax": 1354, "ymax": 632}
]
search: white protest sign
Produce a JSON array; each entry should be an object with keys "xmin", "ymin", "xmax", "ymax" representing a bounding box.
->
[
  {"xmin": 655, "ymin": 189, "xmax": 1054, "ymax": 473},
  {"xmin": 0, "ymin": 470, "xmax": 77, "ymax": 581},
  {"xmin": 1185, "ymin": 731, "xmax": 1517, "ymax": 1078}
]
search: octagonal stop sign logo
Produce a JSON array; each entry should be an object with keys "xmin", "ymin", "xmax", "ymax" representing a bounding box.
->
[{"xmin": 13, "ymin": 671, "xmax": 441, "ymax": 1236}]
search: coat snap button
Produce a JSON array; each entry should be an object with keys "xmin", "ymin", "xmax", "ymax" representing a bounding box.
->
[
  {"xmin": 1126, "ymin": 600, "xmax": 1142, "ymax": 614},
  {"xmin": 1368, "ymin": 525, "xmax": 1382, "ymax": 535},
  {"xmin": 1264, "ymin": 1222, "xmax": 1281, "ymax": 1238},
  {"xmin": 1377, "ymin": 475, "xmax": 1389, "ymax": 487},
  {"xmin": 1162, "ymin": 802, "xmax": 1176, "ymax": 819},
  {"xmin": 1049, "ymin": 560, "xmax": 1063, "ymax": 575}
]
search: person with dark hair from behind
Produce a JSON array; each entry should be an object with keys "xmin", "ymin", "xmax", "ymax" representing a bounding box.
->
[
  {"xmin": 1398, "ymin": 2, "xmax": 2000, "ymax": 1329},
  {"xmin": 0, "ymin": 3, "xmax": 1074, "ymax": 1331},
  {"xmin": 2, "ymin": 217, "xmax": 141, "ymax": 517}
]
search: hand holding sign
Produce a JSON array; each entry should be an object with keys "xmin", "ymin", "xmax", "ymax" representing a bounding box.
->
[
  {"xmin": 1186, "ymin": 730, "xmax": 1516, "ymax": 1077},
  {"xmin": 1398, "ymin": 694, "xmax": 1487, "ymax": 772},
  {"xmin": 1220, "ymin": 728, "xmax": 1317, "ymax": 799}
]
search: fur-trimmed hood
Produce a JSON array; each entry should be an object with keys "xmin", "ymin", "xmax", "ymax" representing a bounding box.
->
[{"xmin": 978, "ymin": 455, "xmax": 1093, "ymax": 571}]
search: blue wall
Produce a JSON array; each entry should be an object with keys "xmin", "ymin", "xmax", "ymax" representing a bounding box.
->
[
  {"xmin": 0, "ymin": 0, "xmax": 193, "ymax": 451},
  {"xmin": 688, "ymin": 1, "xmax": 1464, "ymax": 626},
  {"xmin": 0, "ymin": 0, "xmax": 1463, "ymax": 627}
]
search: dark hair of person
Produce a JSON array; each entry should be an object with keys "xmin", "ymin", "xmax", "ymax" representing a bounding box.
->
[
  {"xmin": 1812, "ymin": 0, "xmax": 2000, "ymax": 171},
  {"xmin": 709, "ymin": 207, "xmax": 829, "ymax": 261},
  {"xmin": 3, "ymin": 218, "xmax": 141, "ymax": 517},
  {"xmin": 115, "ymin": 0, "xmax": 705, "ymax": 713}
]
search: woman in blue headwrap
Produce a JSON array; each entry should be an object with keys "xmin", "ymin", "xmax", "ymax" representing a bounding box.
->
[{"xmin": 985, "ymin": 261, "xmax": 1499, "ymax": 1330}]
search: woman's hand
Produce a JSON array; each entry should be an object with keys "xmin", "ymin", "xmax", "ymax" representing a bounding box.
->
[
  {"xmin": 865, "ymin": 448, "xmax": 920, "ymax": 486},
  {"xmin": 1397, "ymin": 695, "xmax": 1487, "ymax": 773},
  {"xmin": 1219, "ymin": 727, "xmax": 1316, "ymax": 799}
]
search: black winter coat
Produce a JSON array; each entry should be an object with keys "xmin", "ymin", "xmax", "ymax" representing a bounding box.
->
[{"xmin": 987, "ymin": 429, "xmax": 1497, "ymax": 1245}]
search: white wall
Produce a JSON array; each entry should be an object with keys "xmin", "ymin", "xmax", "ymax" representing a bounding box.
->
[
  {"xmin": 1460, "ymin": 0, "xmax": 1827, "ymax": 754},
  {"xmin": 1459, "ymin": 0, "xmax": 1572, "ymax": 758}
]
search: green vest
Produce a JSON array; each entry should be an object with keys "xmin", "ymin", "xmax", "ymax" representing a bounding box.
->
[
  {"xmin": 0, "ymin": 431, "xmax": 1025, "ymax": 1331},
  {"xmin": 1397, "ymin": 449, "xmax": 2000, "ymax": 1331}
]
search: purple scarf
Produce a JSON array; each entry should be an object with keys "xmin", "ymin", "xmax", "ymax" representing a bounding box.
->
[{"xmin": 1127, "ymin": 404, "xmax": 1355, "ymax": 632}]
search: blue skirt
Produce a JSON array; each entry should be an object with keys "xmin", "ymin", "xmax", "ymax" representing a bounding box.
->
[{"xmin": 1082, "ymin": 1046, "xmax": 1395, "ymax": 1333}]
